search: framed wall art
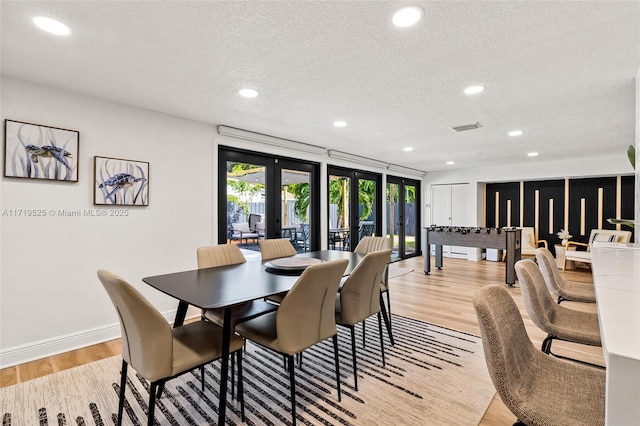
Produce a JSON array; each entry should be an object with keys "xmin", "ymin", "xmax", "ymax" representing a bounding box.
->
[
  {"xmin": 94, "ymin": 156, "xmax": 149, "ymax": 206},
  {"xmin": 4, "ymin": 119, "xmax": 79, "ymax": 182}
]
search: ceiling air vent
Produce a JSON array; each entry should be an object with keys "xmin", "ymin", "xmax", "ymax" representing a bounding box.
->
[{"xmin": 451, "ymin": 122, "xmax": 482, "ymax": 132}]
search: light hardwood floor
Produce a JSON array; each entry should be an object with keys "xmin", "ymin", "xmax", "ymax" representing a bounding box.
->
[{"xmin": 0, "ymin": 256, "xmax": 602, "ymax": 425}]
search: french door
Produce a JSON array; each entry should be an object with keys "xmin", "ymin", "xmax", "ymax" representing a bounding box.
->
[
  {"xmin": 387, "ymin": 176, "xmax": 421, "ymax": 259},
  {"xmin": 218, "ymin": 147, "xmax": 320, "ymax": 252},
  {"xmin": 327, "ymin": 166, "xmax": 381, "ymax": 251}
]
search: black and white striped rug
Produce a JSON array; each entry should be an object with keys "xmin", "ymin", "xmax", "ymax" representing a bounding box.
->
[{"xmin": 1, "ymin": 316, "xmax": 495, "ymax": 425}]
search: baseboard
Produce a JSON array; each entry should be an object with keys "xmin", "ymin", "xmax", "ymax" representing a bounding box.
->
[{"xmin": 0, "ymin": 307, "xmax": 201, "ymax": 368}]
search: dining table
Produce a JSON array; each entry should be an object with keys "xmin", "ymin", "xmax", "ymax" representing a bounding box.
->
[{"xmin": 142, "ymin": 249, "xmax": 366, "ymax": 425}]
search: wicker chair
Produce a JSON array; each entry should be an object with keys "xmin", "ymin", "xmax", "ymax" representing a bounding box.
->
[
  {"xmin": 535, "ymin": 247, "xmax": 596, "ymax": 304},
  {"xmin": 473, "ymin": 285, "xmax": 605, "ymax": 426},
  {"xmin": 515, "ymin": 259, "xmax": 602, "ymax": 365}
]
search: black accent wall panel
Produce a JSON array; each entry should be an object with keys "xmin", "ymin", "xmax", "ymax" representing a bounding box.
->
[
  {"xmin": 620, "ymin": 175, "xmax": 636, "ymax": 238},
  {"xmin": 523, "ymin": 179, "xmax": 565, "ymax": 246},
  {"xmin": 568, "ymin": 177, "xmax": 617, "ymax": 244},
  {"xmin": 485, "ymin": 182, "xmax": 520, "ymax": 228}
]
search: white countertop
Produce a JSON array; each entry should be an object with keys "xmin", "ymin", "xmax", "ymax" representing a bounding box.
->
[{"xmin": 591, "ymin": 243, "xmax": 640, "ymax": 425}]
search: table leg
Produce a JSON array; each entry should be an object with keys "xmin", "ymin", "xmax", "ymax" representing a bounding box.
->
[
  {"xmin": 435, "ymin": 244, "xmax": 443, "ymax": 270},
  {"xmin": 218, "ymin": 307, "xmax": 232, "ymax": 425},
  {"xmin": 174, "ymin": 301, "xmax": 189, "ymax": 327}
]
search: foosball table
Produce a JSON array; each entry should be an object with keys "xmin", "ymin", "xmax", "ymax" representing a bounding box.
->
[{"xmin": 423, "ymin": 226, "xmax": 522, "ymax": 287}]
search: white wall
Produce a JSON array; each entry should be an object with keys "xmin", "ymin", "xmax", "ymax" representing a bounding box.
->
[{"xmin": 0, "ymin": 77, "xmax": 216, "ymax": 366}]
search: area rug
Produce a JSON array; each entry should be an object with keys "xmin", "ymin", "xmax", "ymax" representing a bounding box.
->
[{"xmin": 1, "ymin": 316, "xmax": 494, "ymax": 425}]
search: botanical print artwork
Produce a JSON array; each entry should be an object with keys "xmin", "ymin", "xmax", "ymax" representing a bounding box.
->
[
  {"xmin": 94, "ymin": 156, "xmax": 149, "ymax": 206},
  {"xmin": 4, "ymin": 120, "xmax": 79, "ymax": 182}
]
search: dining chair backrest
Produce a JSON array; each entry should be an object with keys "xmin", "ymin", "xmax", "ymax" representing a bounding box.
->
[
  {"xmin": 276, "ymin": 259, "xmax": 349, "ymax": 354},
  {"xmin": 259, "ymin": 238, "xmax": 297, "ymax": 261},
  {"xmin": 472, "ymin": 285, "xmax": 541, "ymax": 409},
  {"xmin": 197, "ymin": 244, "xmax": 246, "ymax": 269},
  {"xmin": 354, "ymin": 236, "xmax": 391, "ymax": 254},
  {"xmin": 515, "ymin": 259, "xmax": 558, "ymax": 331},
  {"xmin": 534, "ymin": 247, "xmax": 565, "ymax": 296},
  {"xmin": 339, "ymin": 249, "xmax": 391, "ymax": 324},
  {"xmin": 97, "ymin": 269, "xmax": 173, "ymax": 381}
]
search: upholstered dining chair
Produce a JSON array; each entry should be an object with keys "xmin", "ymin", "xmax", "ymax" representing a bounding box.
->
[
  {"xmin": 97, "ymin": 269, "xmax": 245, "ymax": 426},
  {"xmin": 473, "ymin": 285, "xmax": 605, "ymax": 426},
  {"xmin": 515, "ymin": 260, "xmax": 602, "ymax": 365},
  {"xmin": 197, "ymin": 245, "xmax": 278, "ymax": 328},
  {"xmin": 354, "ymin": 236, "xmax": 395, "ymax": 345},
  {"xmin": 235, "ymin": 259, "xmax": 349, "ymax": 426},
  {"xmin": 563, "ymin": 229, "xmax": 632, "ymax": 270},
  {"xmin": 259, "ymin": 238, "xmax": 298, "ymax": 304},
  {"xmin": 535, "ymin": 247, "xmax": 596, "ymax": 304},
  {"xmin": 336, "ymin": 249, "xmax": 391, "ymax": 390}
]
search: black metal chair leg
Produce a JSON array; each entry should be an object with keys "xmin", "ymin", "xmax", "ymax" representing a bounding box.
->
[
  {"xmin": 541, "ymin": 334, "xmax": 554, "ymax": 354},
  {"xmin": 231, "ymin": 356, "xmax": 235, "ymax": 400},
  {"xmin": 155, "ymin": 382, "xmax": 164, "ymax": 399},
  {"xmin": 377, "ymin": 312, "xmax": 386, "ymax": 367},
  {"xmin": 332, "ymin": 334, "xmax": 342, "ymax": 401},
  {"xmin": 117, "ymin": 360, "xmax": 128, "ymax": 426},
  {"xmin": 362, "ymin": 320, "xmax": 366, "ymax": 348},
  {"xmin": 350, "ymin": 326, "xmax": 358, "ymax": 390},
  {"xmin": 288, "ymin": 354, "xmax": 296, "ymax": 425},
  {"xmin": 236, "ymin": 350, "xmax": 245, "ymax": 422},
  {"xmin": 380, "ymin": 292, "xmax": 395, "ymax": 346},
  {"xmin": 200, "ymin": 365, "xmax": 205, "ymax": 393},
  {"xmin": 148, "ymin": 381, "xmax": 158, "ymax": 426}
]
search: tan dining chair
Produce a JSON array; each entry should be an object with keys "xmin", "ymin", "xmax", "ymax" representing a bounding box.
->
[
  {"xmin": 259, "ymin": 238, "xmax": 298, "ymax": 304},
  {"xmin": 97, "ymin": 269, "xmax": 245, "ymax": 426},
  {"xmin": 515, "ymin": 260, "xmax": 602, "ymax": 365},
  {"xmin": 235, "ymin": 259, "xmax": 349, "ymax": 426},
  {"xmin": 197, "ymin": 245, "xmax": 278, "ymax": 328},
  {"xmin": 354, "ymin": 236, "xmax": 394, "ymax": 345},
  {"xmin": 473, "ymin": 284, "xmax": 605, "ymax": 426},
  {"xmin": 535, "ymin": 247, "xmax": 596, "ymax": 304},
  {"xmin": 336, "ymin": 249, "xmax": 391, "ymax": 390}
]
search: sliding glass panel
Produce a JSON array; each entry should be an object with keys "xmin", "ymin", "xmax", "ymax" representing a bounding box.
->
[
  {"xmin": 357, "ymin": 178, "xmax": 377, "ymax": 244},
  {"xmin": 226, "ymin": 161, "xmax": 266, "ymax": 251},
  {"xmin": 282, "ymin": 168, "xmax": 312, "ymax": 252},
  {"xmin": 387, "ymin": 181, "xmax": 401, "ymax": 256},
  {"xmin": 404, "ymin": 183, "xmax": 417, "ymax": 255},
  {"xmin": 329, "ymin": 174, "xmax": 350, "ymax": 250}
]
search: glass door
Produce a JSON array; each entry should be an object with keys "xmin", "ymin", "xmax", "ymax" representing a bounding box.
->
[
  {"xmin": 218, "ymin": 148, "xmax": 319, "ymax": 253},
  {"xmin": 387, "ymin": 176, "xmax": 421, "ymax": 259},
  {"xmin": 327, "ymin": 166, "xmax": 381, "ymax": 251}
]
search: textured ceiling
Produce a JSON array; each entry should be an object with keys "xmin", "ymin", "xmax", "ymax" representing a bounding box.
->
[{"xmin": 1, "ymin": 1, "xmax": 639, "ymax": 172}]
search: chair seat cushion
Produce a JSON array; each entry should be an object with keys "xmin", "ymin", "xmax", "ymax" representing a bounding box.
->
[
  {"xmin": 170, "ymin": 320, "xmax": 243, "ymax": 378},
  {"xmin": 565, "ymin": 250, "xmax": 592, "ymax": 262},
  {"xmin": 548, "ymin": 308, "xmax": 601, "ymax": 346},
  {"xmin": 235, "ymin": 312, "xmax": 280, "ymax": 351},
  {"xmin": 559, "ymin": 280, "xmax": 596, "ymax": 303}
]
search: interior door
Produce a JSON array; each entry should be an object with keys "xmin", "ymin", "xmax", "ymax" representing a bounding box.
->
[{"xmin": 430, "ymin": 183, "xmax": 469, "ymax": 258}]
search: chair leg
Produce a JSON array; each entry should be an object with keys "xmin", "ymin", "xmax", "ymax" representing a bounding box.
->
[
  {"xmin": 541, "ymin": 334, "xmax": 554, "ymax": 354},
  {"xmin": 231, "ymin": 356, "xmax": 235, "ymax": 400},
  {"xmin": 117, "ymin": 360, "xmax": 128, "ymax": 426},
  {"xmin": 362, "ymin": 320, "xmax": 366, "ymax": 348},
  {"xmin": 350, "ymin": 325, "xmax": 358, "ymax": 391},
  {"xmin": 380, "ymin": 291, "xmax": 395, "ymax": 346},
  {"xmin": 148, "ymin": 381, "xmax": 158, "ymax": 426},
  {"xmin": 236, "ymin": 350, "xmax": 245, "ymax": 422},
  {"xmin": 377, "ymin": 312, "xmax": 386, "ymax": 367},
  {"xmin": 557, "ymin": 295, "xmax": 565, "ymax": 304},
  {"xmin": 332, "ymin": 334, "xmax": 342, "ymax": 402},
  {"xmin": 200, "ymin": 365, "xmax": 205, "ymax": 393},
  {"xmin": 287, "ymin": 354, "xmax": 296, "ymax": 425}
]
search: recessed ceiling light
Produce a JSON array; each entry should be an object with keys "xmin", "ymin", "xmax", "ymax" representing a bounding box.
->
[
  {"xmin": 238, "ymin": 88, "xmax": 259, "ymax": 98},
  {"xmin": 392, "ymin": 6, "xmax": 424, "ymax": 28},
  {"xmin": 333, "ymin": 121, "xmax": 347, "ymax": 128},
  {"xmin": 33, "ymin": 16, "xmax": 71, "ymax": 36},
  {"xmin": 527, "ymin": 152, "xmax": 539, "ymax": 157},
  {"xmin": 509, "ymin": 130, "xmax": 524, "ymax": 137},
  {"xmin": 446, "ymin": 161, "xmax": 455, "ymax": 165},
  {"xmin": 464, "ymin": 85, "xmax": 485, "ymax": 95},
  {"xmin": 403, "ymin": 147, "xmax": 414, "ymax": 152}
]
